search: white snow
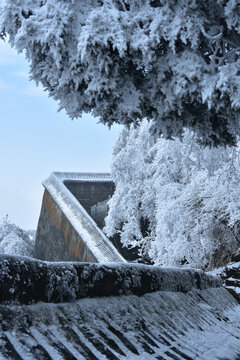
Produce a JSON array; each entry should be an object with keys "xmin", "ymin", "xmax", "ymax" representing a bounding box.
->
[
  {"xmin": 0, "ymin": 287, "xmax": 240, "ymax": 359},
  {"xmin": 1, "ymin": 1, "xmax": 240, "ymax": 145},
  {"xmin": 0, "ymin": 216, "xmax": 35, "ymax": 258},
  {"xmin": 105, "ymin": 122, "xmax": 240, "ymax": 270}
]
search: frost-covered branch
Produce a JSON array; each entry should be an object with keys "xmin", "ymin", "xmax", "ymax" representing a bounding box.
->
[
  {"xmin": 1, "ymin": 0, "xmax": 240, "ymax": 145},
  {"xmin": 104, "ymin": 121, "xmax": 240, "ymax": 270},
  {"xmin": 0, "ymin": 216, "xmax": 35, "ymax": 257}
]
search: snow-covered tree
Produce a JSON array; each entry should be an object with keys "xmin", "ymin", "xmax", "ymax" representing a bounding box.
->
[
  {"xmin": 0, "ymin": 216, "xmax": 35, "ymax": 257},
  {"xmin": 1, "ymin": 0, "xmax": 240, "ymax": 145},
  {"xmin": 104, "ymin": 121, "xmax": 240, "ymax": 270}
]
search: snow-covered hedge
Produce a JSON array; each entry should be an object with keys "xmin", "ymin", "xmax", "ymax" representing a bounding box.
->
[
  {"xmin": 0, "ymin": 216, "xmax": 35, "ymax": 257},
  {"xmin": 0, "ymin": 254, "xmax": 221, "ymax": 305},
  {"xmin": 105, "ymin": 121, "xmax": 240, "ymax": 270}
]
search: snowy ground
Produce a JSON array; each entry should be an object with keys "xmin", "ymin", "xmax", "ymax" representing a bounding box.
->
[
  {"xmin": 0, "ymin": 287, "xmax": 240, "ymax": 360},
  {"xmin": 0, "ymin": 255, "xmax": 240, "ymax": 359},
  {"xmin": 0, "ymin": 218, "xmax": 240, "ymax": 359}
]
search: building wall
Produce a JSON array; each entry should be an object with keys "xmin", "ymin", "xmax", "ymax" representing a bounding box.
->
[
  {"xmin": 64, "ymin": 181, "xmax": 115, "ymax": 214},
  {"xmin": 35, "ymin": 190, "xmax": 98, "ymax": 262}
]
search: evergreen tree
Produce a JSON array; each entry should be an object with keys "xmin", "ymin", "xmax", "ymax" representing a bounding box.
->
[
  {"xmin": 1, "ymin": 0, "xmax": 240, "ymax": 145},
  {"xmin": 105, "ymin": 121, "xmax": 240, "ymax": 270}
]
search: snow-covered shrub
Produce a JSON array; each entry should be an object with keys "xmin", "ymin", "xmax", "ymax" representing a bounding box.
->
[
  {"xmin": 104, "ymin": 121, "xmax": 240, "ymax": 270},
  {"xmin": 0, "ymin": 216, "xmax": 35, "ymax": 257}
]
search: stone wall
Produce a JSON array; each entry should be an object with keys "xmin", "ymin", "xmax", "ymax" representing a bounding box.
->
[
  {"xmin": 64, "ymin": 181, "xmax": 115, "ymax": 214},
  {"xmin": 35, "ymin": 190, "xmax": 98, "ymax": 262},
  {"xmin": 35, "ymin": 173, "xmax": 125, "ymax": 263},
  {"xmin": 217, "ymin": 261, "xmax": 240, "ymax": 303}
]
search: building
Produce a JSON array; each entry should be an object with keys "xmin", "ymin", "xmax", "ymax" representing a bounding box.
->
[{"xmin": 35, "ymin": 172, "xmax": 129, "ymax": 263}]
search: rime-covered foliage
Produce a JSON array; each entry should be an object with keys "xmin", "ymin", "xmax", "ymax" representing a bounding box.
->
[
  {"xmin": 1, "ymin": 0, "xmax": 240, "ymax": 145},
  {"xmin": 104, "ymin": 121, "xmax": 240, "ymax": 270},
  {"xmin": 0, "ymin": 216, "xmax": 35, "ymax": 257},
  {"xmin": 0, "ymin": 255, "xmax": 220, "ymax": 304}
]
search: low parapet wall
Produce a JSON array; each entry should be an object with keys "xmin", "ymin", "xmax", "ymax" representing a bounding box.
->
[{"xmin": 0, "ymin": 254, "xmax": 221, "ymax": 305}]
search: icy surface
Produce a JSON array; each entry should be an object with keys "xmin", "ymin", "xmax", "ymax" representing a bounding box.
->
[
  {"xmin": 0, "ymin": 255, "xmax": 239, "ymax": 359},
  {"xmin": 0, "ymin": 287, "xmax": 240, "ymax": 359}
]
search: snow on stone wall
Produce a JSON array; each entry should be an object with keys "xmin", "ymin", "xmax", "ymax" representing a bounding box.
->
[{"xmin": 214, "ymin": 260, "xmax": 240, "ymax": 303}]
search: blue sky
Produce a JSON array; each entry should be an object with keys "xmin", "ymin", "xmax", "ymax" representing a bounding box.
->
[{"xmin": 0, "ymin": 40, "xmax": 121, "ymax": 229}]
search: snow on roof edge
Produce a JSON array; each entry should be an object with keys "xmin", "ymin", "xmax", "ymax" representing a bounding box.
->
[
  {"xmin": 52, "ymin": 171, "xmax": 113, "ymax": 182},
  {"xmin": 42, "ymin": 172, "xmax": 126, "ymax": 263}
]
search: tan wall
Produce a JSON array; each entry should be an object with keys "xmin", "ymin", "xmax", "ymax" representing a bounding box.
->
[{"xmin": 35, "ymin": 190, "xmax": 98, "ymax": 262}]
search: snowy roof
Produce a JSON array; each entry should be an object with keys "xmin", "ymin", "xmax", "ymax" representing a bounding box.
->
[
  {"xmin": 42, "ymin": 172, "xmax": 126, "ymax": 263},
  {"xmin": 0, "ymin": 255, "xmax": 240, "ymax": 360}
]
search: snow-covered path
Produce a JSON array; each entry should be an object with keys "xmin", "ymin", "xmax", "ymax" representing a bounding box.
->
[
  {"xmin": 0, "ymin": 255, "xmax": 240, "ymax": 359},
  {"xmin": 0, "ymin": 287, "xmax": 240, "ymax": 360}
]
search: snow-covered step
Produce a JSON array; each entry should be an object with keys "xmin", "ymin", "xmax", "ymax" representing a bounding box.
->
[
  {"xmin": 217, "ymin": 261, "xmax": 240, "ymax": 302},
  {"xmin": 0, "ymin": 288, "xmax": 240, "ymax": 359},
  {"xmin": 0, "ymin": 255, "xmax": 240, "ymax": 359}
]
